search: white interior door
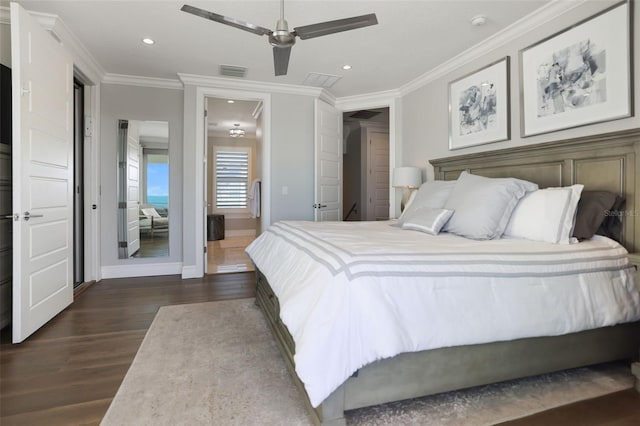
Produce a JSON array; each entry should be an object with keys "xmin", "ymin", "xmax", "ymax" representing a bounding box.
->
[
  {"xmin": 366, "ymin": 130, "xmax": 390, "ymax": 220},
  {"xmin": 10, "ymin": 2, "xmax": 74, "ymax": 343},
  {"xmin": 126, "ymin": 121, "xmax": 140, "ymax": 255},
  {"xmin": 314, "ymin": 99, "xmax": 342, "ymax": 221},
  {"xmin": 203, "ymin": 103, "xmax": 208, "ymax": 274}
]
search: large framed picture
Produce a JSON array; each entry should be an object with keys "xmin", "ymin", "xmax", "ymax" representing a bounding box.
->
[
  {"xmin": 520, "ymin": 0, "xmax": 632, "ymax": 137},
  {"xmin": 448, "ymin": 57, "xmax": 510, "ymax": 150}
]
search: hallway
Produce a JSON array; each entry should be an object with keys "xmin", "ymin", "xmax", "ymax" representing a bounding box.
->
[{"xmin": 207, "ymin": 236, "xmax": 255, "ymax": 274}]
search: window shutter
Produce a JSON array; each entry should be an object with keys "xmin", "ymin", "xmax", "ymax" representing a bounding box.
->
[{"xmin": 215, "ymin": 150, "xmax": 249, "ymax": 209}]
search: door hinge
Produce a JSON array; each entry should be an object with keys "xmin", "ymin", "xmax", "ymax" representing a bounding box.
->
[{"xmin": 204, "ymin": 246, "xmax": 207, "ymax": 253}]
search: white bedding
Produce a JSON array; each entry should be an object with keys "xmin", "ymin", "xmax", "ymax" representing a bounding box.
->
[{"xmin": 245, "ymin": 220, "xmax": 640, "ymax": 408}]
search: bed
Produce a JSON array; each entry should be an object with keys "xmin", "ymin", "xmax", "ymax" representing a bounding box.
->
[{"xmin": 247, "ymin": 129, "xmax": 640, "ymax": 426}]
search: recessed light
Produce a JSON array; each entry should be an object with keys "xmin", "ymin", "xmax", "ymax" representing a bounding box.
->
[
  {"xmin": 142, "ymin": 38, "xmax": 155, "ymax": 45},
  {"xmin": 342, "ymin": 65, "xmax": 352, "ymax": 70},
  {"xmin": 227, "ymin": 100, "xmax": 235, "ymax": 104},
  {"xmin": 470, "ymin": 15, "xmax": 487, "ymax": 26}
]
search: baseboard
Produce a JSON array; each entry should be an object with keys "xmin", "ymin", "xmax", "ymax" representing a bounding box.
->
[
  {"xmin": 181, "ymin": 265, "xmax": 201, "ymax": 279},
  {"xmin": 74, "ymin": 280, "xmax": 96, "ymax": 298},
  {"xmin": 101, "ymin": 262, "xmax": 183, "ymax": 279}
]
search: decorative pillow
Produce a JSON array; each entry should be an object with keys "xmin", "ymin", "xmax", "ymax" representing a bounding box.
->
[
  {"xmin": 398, "ymin": 180, "xmax": 456, "ymax": 223},
  {"xmin": 504, "ymin": 184, "xmax": 584, "ymax": 244},
  {"xmin": 401, "ymin": 207, "xmax": 454, "ymax": 235},
  {"xmin": 443, "ymin": 171, "xmax": 538, "ymax": 240},
  {"xmin": 597, "ymin": 195, "xmax": 626, "ymax": 242},
  {"xmin": 572, "ymin": 191, "xmax": 620, "ymax": 240}
]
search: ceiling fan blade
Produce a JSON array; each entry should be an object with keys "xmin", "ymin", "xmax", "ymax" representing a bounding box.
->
[
  {"xmin": 273, "ymin": 46, "xmax": 292, "ymax": 76},
  {"xmin": 294, "ymin": 13, "xmax": 378, "ymax": 40},
  {"xmin": 181, "ymin": 4, "xmax": 272, "ymax": 36}
]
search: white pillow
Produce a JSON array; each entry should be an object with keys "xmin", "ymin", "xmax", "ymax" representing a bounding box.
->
[
  {"xmin": 504, "ymin": 184, "xmax": 584, "ymax": 244},
  {"xmin": 443, "ymin": 171, "xmax": 538, "ymax": 240},
  {"xmin": 398, "ymin": 180, "xmax": 456, "ymax": 223},
  {"xmin": 401, "ymin": 207, "xmax": 454, "ymax": 235}
]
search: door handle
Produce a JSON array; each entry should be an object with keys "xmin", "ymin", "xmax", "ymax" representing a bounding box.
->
[
  {"xmin": 313, "ymin": 204, "xmax": 327, "ymax": 209},
  {"xmin": 2, "ymin": 214, "xmax": 19, "ymax": 221},
  {"xmin": 23, "ymin": 211, "xmax": 44, "ymax": 221}
]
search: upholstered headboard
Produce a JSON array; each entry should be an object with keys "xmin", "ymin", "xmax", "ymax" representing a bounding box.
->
[{"xmin": 430, "ymin": 129, "xmax": 640, "ymax": 252}]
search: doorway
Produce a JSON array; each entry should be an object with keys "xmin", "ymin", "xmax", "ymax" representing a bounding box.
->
[
  {"xmin": 342, "ymin": 107, "xmax": 390, "ymax": 221},
  {"xmin": 205, "ymin": 97, "xmax": 263, "ymax": 274},
  {"xmin": 73, "ymin": 80, "xmax": 84, "ymax": 287}
]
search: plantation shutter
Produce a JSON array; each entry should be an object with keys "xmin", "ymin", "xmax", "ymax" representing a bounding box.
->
[{"xmin": 215, "ymin": 150, "xmax": 249, "ymax": 208}]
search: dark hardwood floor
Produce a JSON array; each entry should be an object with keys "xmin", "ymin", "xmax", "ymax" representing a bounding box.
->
[
  {"xmin": 0, "ymin": 272, "xmax": 255, "ymax": 425},
  {"xmin": 1, "ymin": 271, "xmax": 639, "ymax": 425}
]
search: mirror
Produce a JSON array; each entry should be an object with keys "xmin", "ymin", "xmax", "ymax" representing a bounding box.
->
[{"xmin": 117, "ymin": 120, "xmax": 169, "ymax": 258}]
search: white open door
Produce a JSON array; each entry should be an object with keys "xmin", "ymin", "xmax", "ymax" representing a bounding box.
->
[
  {"xmin": 125, "ymin": 121, "xmax": 141, "ymax": 255},
  {"xmin": 203, "ymin": 103, "xmax": 209, "ymax": 274},
  {"xmin": 313, "ymin": 99, "xmax": 343, "ymax": 221},
  {"xmin": 10, "ymin": 2, "xmax": 74, "ymax": 343}
]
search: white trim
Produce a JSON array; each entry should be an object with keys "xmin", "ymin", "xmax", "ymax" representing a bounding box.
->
[
  {"xmin": 83, "ymin": 84, "xmax": 101, "ymax": 282},
  {"xmin": 335, "ymin": 89, "xmax": 402, "ymax": 111},
  {"xmin": 181, "ymin": 265, "xmax": 200, "ymax": 279},
  {"xmin": 334, "ymin": 93, "xmax": 402, "ymax": 219},
  {"xmin": 178, "ymin": 72, "xmax": 332, "ymax": 99},
  {"xmin": 101, "ymin": 262, "xmax": 183, "ymax": 279},
  {"xmin": 183, "ymin": 85, "xmax": 271, "ymax": 279},
  {"xmin": 103, "ymin": 73, "xmax": 184, "ymax": 90},
  {"xmin": 26, "ymin": 10, "xmax": 106, "ymax": 84},
  {"xmin": 398, "ymin": 0, "xmax": 587, "ymax": 96}
]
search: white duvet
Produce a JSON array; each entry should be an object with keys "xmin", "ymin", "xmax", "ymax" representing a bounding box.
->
[{"xmin": 245, "ymin": 220, "xmax": 640, "ymax": 408}]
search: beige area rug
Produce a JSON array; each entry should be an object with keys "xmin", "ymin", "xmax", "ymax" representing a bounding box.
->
[{"xmin": 101, "ymin": 299, "xmax": 634, "ymax": 426}]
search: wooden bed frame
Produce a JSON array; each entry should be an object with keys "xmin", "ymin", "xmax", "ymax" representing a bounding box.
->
[{"xmin": 255, "ymin": 129, "xmax": 640, "ymax": 425}]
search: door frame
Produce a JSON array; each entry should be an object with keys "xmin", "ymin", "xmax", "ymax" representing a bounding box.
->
[
  {"xmin": 336, "ymin": 96, "xmax": 401, "ymax": 219},
  {"xmin": 188, "ymin": 86, "xmax": 271, "ymax": 278}
]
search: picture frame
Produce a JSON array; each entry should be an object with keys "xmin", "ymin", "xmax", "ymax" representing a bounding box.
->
[
  {"xmin": 520, "ymin": 0, "xmax": 633, "ymax": 137},
  {"xmin": 448, "ymin": 57, "xmax": 510, "ymax": 150}
]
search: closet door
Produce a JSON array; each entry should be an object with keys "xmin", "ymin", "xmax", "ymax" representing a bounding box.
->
[{"xmin": 10, "ymin": 2, "xmax": 74, "ymax": 342}]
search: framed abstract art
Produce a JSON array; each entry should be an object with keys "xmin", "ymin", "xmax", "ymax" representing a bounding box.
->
[
  {"xmin": 448, "ymin": 57, "xmax": 510, "ymax": 150},
  {"xmin": 519, "ymin": 0, "xmax": 632, "ymax": 137}
]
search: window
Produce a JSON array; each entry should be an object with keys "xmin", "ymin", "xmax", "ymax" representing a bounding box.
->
[
  {"xmin": 144, "ymin": 151, "xmax": 169, "ymax": 209},
  {"xmin": 215, "ymin": 147, "xmax": 250, "ymax": 209}
]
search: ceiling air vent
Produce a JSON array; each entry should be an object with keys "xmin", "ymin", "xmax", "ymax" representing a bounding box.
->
[
  {"xmin": 219, "ymin": 65, "xmax": 247, "ymax": 78},
  {"xmin": 302, "ymin": 72, "xmax": 342, "ymax": 88}
]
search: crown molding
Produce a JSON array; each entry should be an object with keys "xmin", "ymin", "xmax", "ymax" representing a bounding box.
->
[
  {"xmin": 399, "ymin": 0, "xmax": 588, "ymax": 96},
  {"xmin": 335, "ymin": 88, "xmax": 402, "ymax": 111},
  {"xmin": 45, "ymin": 13, "xmax": 105, "ymax": 84},
  {"xmin": 178, "ymin": 73, "xmax": 332, "ymax": 100},
  {"xmin": 2, "ymin": 6, "xmax": 105, "ymax": 84},
  {"xmin": 103, "ymin": 73, "xmax": 184, "ymax": 90}
]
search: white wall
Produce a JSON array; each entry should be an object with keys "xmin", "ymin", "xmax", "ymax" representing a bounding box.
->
[
  {"xmin": 0, "ymin": 22, "xmax": 10, "ymax": 67},
  {"xmin": 270, "ymin": 93, "xmax": 315, "ymax": 223},
  {"xmin": 100, "ymin": 84, "xmax": 184, "ymax": 273},
  {"xmin": 402, "ymin": 0, "xmax": 640, "ymax": 180}
]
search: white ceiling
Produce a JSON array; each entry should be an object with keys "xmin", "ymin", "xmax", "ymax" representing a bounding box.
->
[
  {"xmin": 15, "ymin": 0, "xmax": 549, "ymax": 99},
  {"xmin": 10, "ymin": 0, "xmax": 551, "ymax": 132},
  {"xmin": 207, "ymin": 97, "xmax": 260, "ymax": 138}
]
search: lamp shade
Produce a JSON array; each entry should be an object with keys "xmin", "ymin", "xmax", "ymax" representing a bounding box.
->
[{"xmin": 392, "ymin": 167, "xmax": 422, "ymax": 188}]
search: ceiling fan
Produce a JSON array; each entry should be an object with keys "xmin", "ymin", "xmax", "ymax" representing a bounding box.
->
[{"xmin": 181, "ymin": 1, "xmax": 378, "ymax": 76}]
